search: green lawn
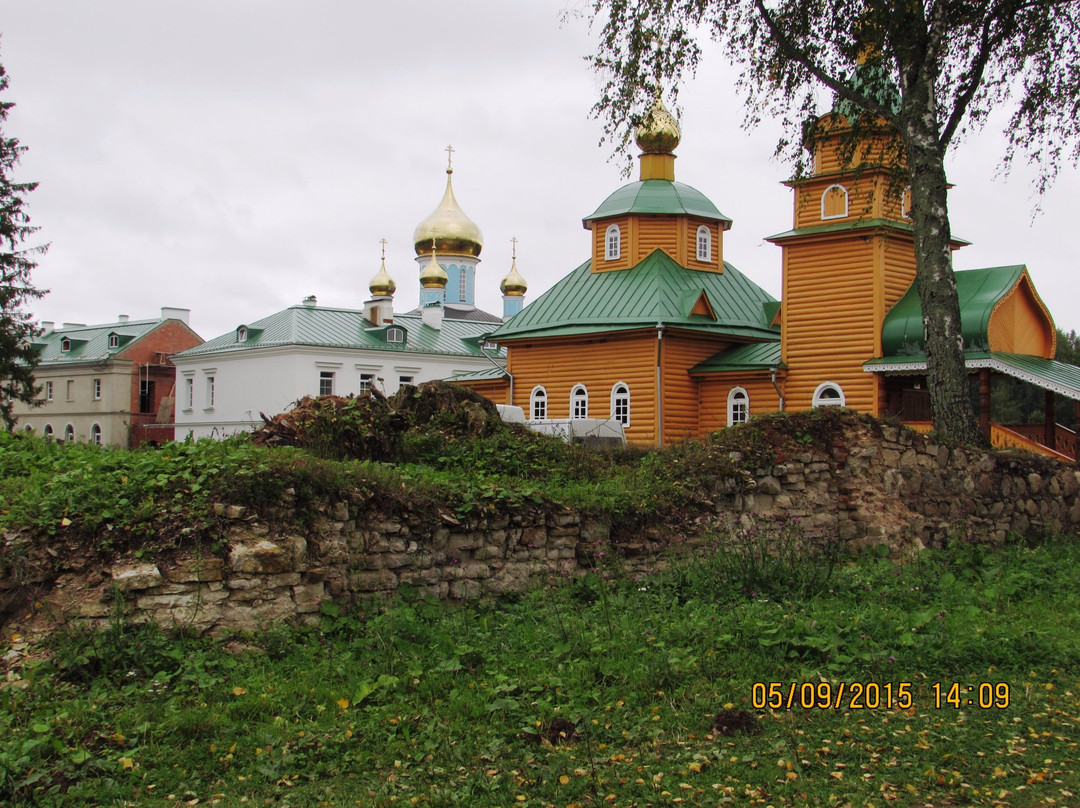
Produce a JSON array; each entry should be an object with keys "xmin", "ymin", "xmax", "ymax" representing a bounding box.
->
[{"xmin": 3, "ymin": 535, "xmax": 1080, "ymax": 807}]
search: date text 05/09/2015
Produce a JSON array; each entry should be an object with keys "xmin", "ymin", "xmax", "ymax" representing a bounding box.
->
[{"xmin": 751, "ymin": 682, "xmax": 1011, "ymax": 711}]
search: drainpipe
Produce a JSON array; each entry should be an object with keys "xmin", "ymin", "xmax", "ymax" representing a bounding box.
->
[
  {"xmin": 656, "ymin": 322, "xmax": 664, "ymax": 447},
  {"xmin": 480, "ymin": 340, "xmax": 512, "ymax": 406},
  {"xmin": 770, "ymin": 366, "xmax": 785, "ymax": 411}
]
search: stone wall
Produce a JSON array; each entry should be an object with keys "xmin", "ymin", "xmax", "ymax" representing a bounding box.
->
[{"xmin": 8, "ymin": 418, "xmax": 1080, "ymax": 635}]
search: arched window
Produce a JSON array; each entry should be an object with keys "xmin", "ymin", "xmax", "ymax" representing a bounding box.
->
[
  {"xmin": 108, "ymin": 334, "xmax": 120, "ymax": 349},
  {"xmin": 23, "ymin": 424, "xmax": 33, "ymax": 434},
  {"xmin": 459, "ymin": 269, "xmax": 468, "ymax": 301},
  {"xmin": 696, "ymin": 225, "xmax": 712, "ymax": 262},
  {"xmin": 90, "ymin": 423, "xmax": 102, "ymax": 445},
  {"xmin": 605, "ymin": 224, "xmax": 621, "ymax": 261},
  {"xmin": 60, "ymin": 338, "xmax": 71, "ymax": 353},
  {"xmin": 43, "ymin": 423, "xmax": 54, "ymax": 439},
  {"xmin": 610, "ymin": 383, "xmax": 630, "ymax": 427},
  {"xmin": 386, "ymin": 327, "xmax": 404, "ymax": 343},
  {"xmin": 727, "ymin": 387, "xmax": 749, "ymax": 426},
  {"xmin": 529, "ymin": 386, "xmax": 547, "ymax": 420},
  {"xmin": 821, "ymin": 184, "xmax": 849, "ymax": 220},
  {"xmin": 571, "ymin": 384, "xmax": 588, "ymax": 419},
  {"xmin": 237, "ymin": 326, "xmax": 248, "ymax": 342},
  {"xmin": 64, "ymin": 423, "xmax": 75, "ymax": 442},
  {"xmin": 812, "ymin": 382, "xmax": 846, "ymax": 407}
]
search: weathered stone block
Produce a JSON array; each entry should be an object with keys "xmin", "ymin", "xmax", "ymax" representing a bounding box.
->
[
  {"xmin": 165, "ymin": 557, "xmax": 224, "ymax": 583},
  {"xmin": 350, "ymin": 569, "xmax": 398, "ymax": 592},
  {"xmin": 449, "ymin": 579, "xmax": 482, "ymax": 599},
  {"xmin": 292, "ymin": 583, "xmax": 325, "ymax": 614},
  {"xmin": 111, "ymin": 563, "xmax": 163, "ymax": 592}
]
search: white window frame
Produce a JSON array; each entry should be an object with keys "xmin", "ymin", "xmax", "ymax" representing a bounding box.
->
[
  {"xmin": 45, "ymin": 381, "xmax": 53, "ymax": 402},
  {"xmin": 610, "ymin": 382, "xmax": 630, "ymax": 427},
  {"xmin": 604, "ymin": 224, "xmax": 621, "ymax": 261},
  {"xmin": 184, "ymin": 376, "xmax": 194, "ymax": 410},
  {"xmin": 43, "ymin": 423, "xmax": 54, "ymax": 439},
  {"xmin": 459, "ymin": 268, "xmax": 468, "ymax": 301},
  {"xmin": 60, "ymin": 338, "xmax": 71, "ymax": 353},
  {"xmin": 696, "ymin": 225, "xmax": 712, "ymax": 262},
  {"xmin": 206, "ymin": 375, "xmax": 215, "ymax": 409},
  {"xmin": 820, "ymin": 184, "xmax": 849, "ymax": 220},
  {"xmin": 571, "ymin": 384, "xmax": 588, "ymax": 419},
  {"xmin": 812, "ymin": 382, "xmax": 846, "ymax": 407},
  {"xmin": 386, "ymin": 327, "xmax": 404, "ymax": 343},
  {"xmin": 530, "ymin": 386, "xmax": 547, "ymax": 420},
  {"xmin": 90, "ymin": 423, "xmax": 102, "ymax": 445},
  {"xmin": 108, "ymin": 334, "xmax": 120, "ymax": 349},
  {"xmin": 64, "ymin": 423, "xmax": 75, "ymax": 442},
  {"xmin": 727, "ymin": 386, "xmax": 750, "ymax": 426},
  {"xmin": 318, "ymin": 371, "xmax": 335, "ymax": 397},
  {"xmin": 92, "ymin": 378, "xmax": 102, "ymax": 401},
  {"xmin": 358, "ymin": 372, "xmax": 375, "ymax": 395},
  {"xmin": 237, "ymin": 326, "xmax": 248, "ymax": 343}
]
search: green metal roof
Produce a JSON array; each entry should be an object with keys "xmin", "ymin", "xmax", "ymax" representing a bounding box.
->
[
  {"xmin": 489, "ymin": 250, "xmax": 778, "ymax": 343},
  {"xmin": 28, "ymin": 318, "xmax": 178, "ymax": 366},
  {"xmin": 175, "ymin": 304, "xmax": 501, "ymax": 360},
  {"xmin": 583, "ymin": 179, "xmax": 732, "ymax": 225},
  {"xmin": 767, "ymin": 217, "xmax": 914, "ymax": 242},
  {"xmin": 879, "ymin": 266, "xmax": 1027, "ymax": 357},
  {"xmin": 690, "ymin": 341, "xmax": 783, "ymax": 374},
  {"xmin": 864, "ymin": 351, "xmax": 1080, "ymax": 401},
  {"xmin": 447, "ymin": 366, "xmax": 508, "ymax": 383}
]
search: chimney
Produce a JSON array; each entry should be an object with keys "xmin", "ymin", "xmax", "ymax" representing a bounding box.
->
[
  {"xmin": 62, "ymin": 323, "xmax": 86, "ymax": 329},
  {"xmin": 160, "ymin": 307, "xmax": 190, "ymax": 324},
  {"xmin": 117, "ymin": 314, "xmax": 129, "ymax": 323},
  {"xmin": 302, "ymin": 295, "xmax": 318, "ymax": 307},
  {"xmin": 421, "ymin": 300, "xmax": 444, "ymax": 330},
  {"xmin": 41, "ymin": 320, "xmax": 54, "ymax": 334}
]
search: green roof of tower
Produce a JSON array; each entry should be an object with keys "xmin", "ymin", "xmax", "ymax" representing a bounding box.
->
[{"xmin": 583, "ymin": 180, "xmax": 732, "ymax": 227}]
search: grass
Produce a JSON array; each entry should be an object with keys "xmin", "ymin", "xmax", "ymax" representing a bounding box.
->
[{"xmin": 3, "ymin": 533, "xmax": 1080, "ymax": 807}]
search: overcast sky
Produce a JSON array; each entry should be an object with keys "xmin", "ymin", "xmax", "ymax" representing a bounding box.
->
[{"xmin": 4, "ymin": 0, "xmax": 1078, "ymax": 340}]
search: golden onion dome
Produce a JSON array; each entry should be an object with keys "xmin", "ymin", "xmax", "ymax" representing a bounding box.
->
[
  {"xmin": 500, "ymin": 256, "xmax": 527, "ymax": 296},
  {"xmin": 635, "ymin": 92, "xmax": 681, "ymax": 155},
  {"xmin": 419, "ymin": 246, "xmax": 449, "ymax": 288},
  {"xmin": 368, "ymin": 257, "xmax": 396, "ymax": 297},
  {"xmin": 413, "ymin": 150, "xmax": 483, "ymax": 257}
]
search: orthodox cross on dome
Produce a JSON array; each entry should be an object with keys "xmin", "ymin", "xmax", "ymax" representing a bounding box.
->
[
  {"xmin": 510, "ymin": 236, "xmax": 518, "ymax": 259},
  {"xmin": 379, "ymin": 237, "xmax": 388, "ymax": 260},
  {"xmin": 445, "ymin": 144, "xmax": 455, "ymax": 173}
]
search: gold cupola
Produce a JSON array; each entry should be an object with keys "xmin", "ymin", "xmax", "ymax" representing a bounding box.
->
[
  {"xmin": 500, "ymin": 238, "xmax": 527, "ymax": 296},
  {"xmin": 368, "ymin": 239, "xmax": 396, "ymax": 297},
  {"xmin": 635, "ymin": 91, "xmax": 681, "ymax": 181},
  {"xmin": 419, "ymin": 242, "xmax": 449, "ymax": 288},
  {"xmin": 413, "ymin": 145, "xmax": 484, "ymax": 258}
]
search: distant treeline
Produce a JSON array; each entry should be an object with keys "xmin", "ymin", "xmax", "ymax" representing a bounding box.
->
[{"xmin": 991, "ymin": 328, "xmax": 1079, "ymax": 430}]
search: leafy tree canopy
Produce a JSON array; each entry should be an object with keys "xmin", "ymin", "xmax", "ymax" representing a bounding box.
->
[{"xmin": 0, "ymin": 52, "xmax": 47, "ymax": 430}]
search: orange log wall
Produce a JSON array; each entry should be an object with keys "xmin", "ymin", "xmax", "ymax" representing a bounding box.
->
[
  {"xmin": 697, "ymin": 374, "xmax": 782, "ymax": 434},
  {"xmin": 780, "ymin": 235, "xmax": 881, "ymax": 413},
  {"xmin": 658, "ymin": 332, "xmax": 727, "ymax": 443},
  {"xmin": 505, "ymin": 331, "xmax": 659, "ymax": 445}
]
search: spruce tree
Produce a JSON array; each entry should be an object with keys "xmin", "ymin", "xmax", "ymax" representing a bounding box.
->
[{"xmin": 0, "ymin": 55, "xmax": 47, "ymax": 430}]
